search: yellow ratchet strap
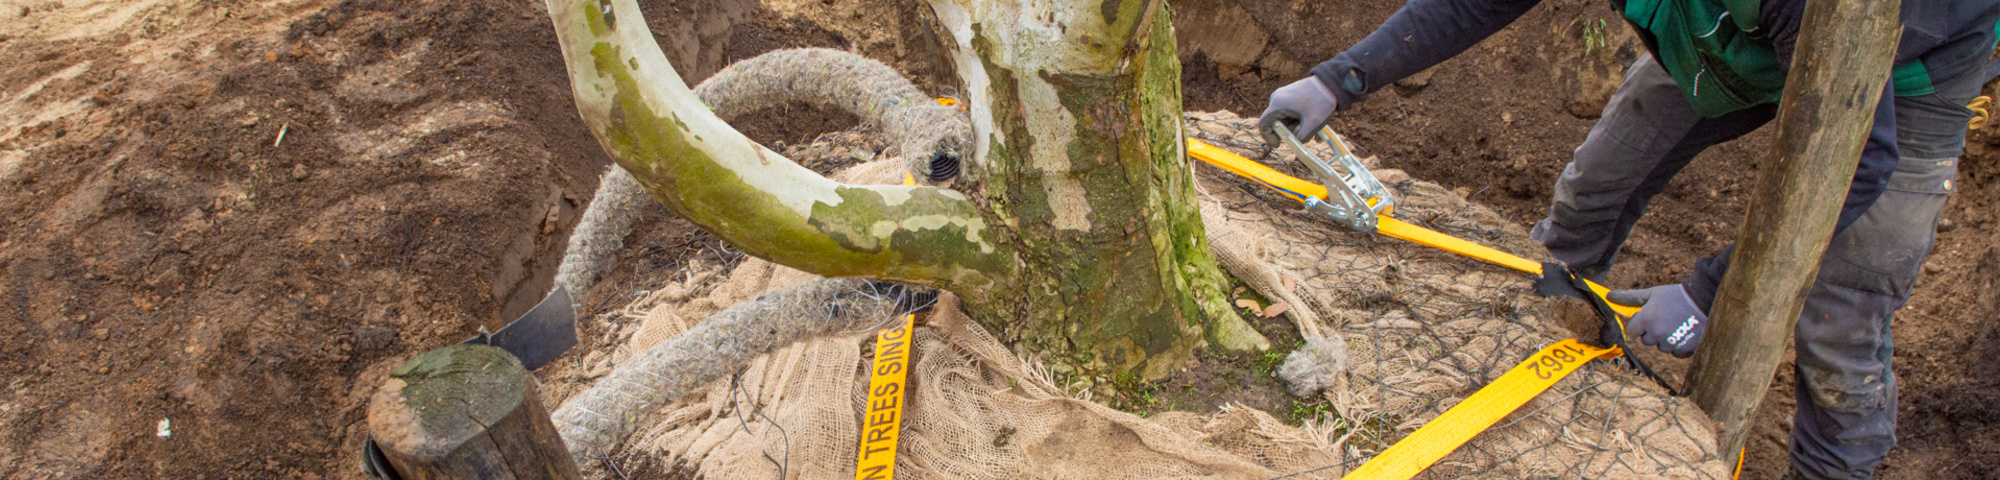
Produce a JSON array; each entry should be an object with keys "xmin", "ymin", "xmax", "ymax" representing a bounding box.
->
[
  {"xmin": 1188, "ymin": 137, "xmax": 1671, "ymax": 480},
  {"xmin": 855, "ymin": 313, "xmax": 917, "ymax": 480},
  {"xmin": 1185, "ymin": 140, "xmax": 1326, "ymax": 201},
  {"xmin": 1186, "ymin": 139, "xmax": 1638, "ymax": 319},
  {"xmin": 1340, "ymin": 339, "xmax": 1623, "ymax": 480}
]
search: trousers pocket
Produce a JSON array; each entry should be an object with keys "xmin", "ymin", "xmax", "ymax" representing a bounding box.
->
[{"xmin": 1819, "ymin": 157, "xmax": 1957, "ymax": 293}]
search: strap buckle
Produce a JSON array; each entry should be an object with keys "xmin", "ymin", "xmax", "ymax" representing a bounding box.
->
[{"xmin": 1273, "ymin": 124, "xmax": 1395, "ymax": 233}]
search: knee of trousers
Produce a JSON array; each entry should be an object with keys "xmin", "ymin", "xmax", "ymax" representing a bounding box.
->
[
  {"xmin": 1793, "ymin": 156, "xmax": 1953, "ymax": 418},
  {"xmin": 1793, "ymin": 279, "xmax": 1896, "ymax": 418}
]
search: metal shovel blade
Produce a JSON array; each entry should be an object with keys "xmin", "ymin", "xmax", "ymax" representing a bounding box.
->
[{"xmin": 461, "ymin": 287, "xmax": 578, "ymax": 370}]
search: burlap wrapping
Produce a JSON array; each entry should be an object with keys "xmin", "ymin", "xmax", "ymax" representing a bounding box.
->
[{"xmin": 566, "ymin": 111, "xmax": 1729, "ymax": 479}]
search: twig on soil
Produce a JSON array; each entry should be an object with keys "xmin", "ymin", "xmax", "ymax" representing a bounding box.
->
[
  {"xmin": 1491, "ymin": 380, "xmax": 1609, "ymax": 431},
  {"xmin": 273, "ymin": 123, "xmax": 289, "ymax": 147},
  {"xmin": 731, "ymin": 372, "xmax": 791, "ymax": 480},
  {"xmin": 1262, "ymin": 457, "xmax": 1367, "ymax": 480},
  {"xmin": 594, "ymin": 454, "xmax": 630, "ymax": 480}
]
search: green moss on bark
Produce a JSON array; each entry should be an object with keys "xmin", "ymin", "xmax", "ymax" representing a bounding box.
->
[
  {"xmin": 568, "ymin": 16, "xmax": 1010, "ymax": 292},
  {"xmin": 952, "ymin": 1, "xmax": 1263, "ymax": 383}
]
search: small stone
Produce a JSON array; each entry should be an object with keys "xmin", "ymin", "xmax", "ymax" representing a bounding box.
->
[
  {"xmin": 1392, "ymin": 68, "xmax": 1434, "ymax": 95},
  {"xmin": 1924, "ymin": 262, "xmax": 1943, "ymax": 275},
  {"xmin": 1937, "ymin": 218, "xmax": 1957, "ymax": 233},
  {"xmin": 96, "ymin": 366, "xmax": 109, "ymax": 375},
  {"xmin": 1279, "ymin": 338, "xmax": 1349, "ymax": 397},
  {"xmin": 145, "ymin": 267, "xmax": 182, "ymax": 291},
  {"xmin": 265, "ymin": 51, "xmax": 277, "ymax": 62},
  {"xmin": 1373, "ymin": 168, "xmax": 1411, "ymax": 184},
  {"xmin": 290, "ymin": 163, "xmax": 308, "ymax": 181},
  {"xmin": 542, "ymin": 205, "xmax": 560, "ymax": 234}
]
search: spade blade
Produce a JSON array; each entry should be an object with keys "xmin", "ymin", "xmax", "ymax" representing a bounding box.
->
[{"xmin": 463, "ymin": 287, "xmax": 578, "ymax": 370}]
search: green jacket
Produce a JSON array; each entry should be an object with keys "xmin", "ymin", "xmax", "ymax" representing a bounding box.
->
[{"xmin": 1619, "ymin": 0, "xmax": 1970, "ymax": 117}]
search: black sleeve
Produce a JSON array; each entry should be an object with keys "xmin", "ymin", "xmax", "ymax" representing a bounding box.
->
[
  {"xmin": 1309, "ymin": 0, "xmax": 1545, "ymax": 110},
  {"xmin": 1759, "ymin": 0, "xmax": 1806, "ymax": 70},
  {"xmin": 1679, "ymin": 82, "xmax": 1901, "ymax": 311}
]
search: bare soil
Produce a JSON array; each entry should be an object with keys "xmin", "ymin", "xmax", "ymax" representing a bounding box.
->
[
  {"xmin": 0, "ymin": 0, "xmax": 1992, "ymax": 478},
  {"xmin": 0, "ymin": 0, "xmax": 852, "ymax": 478}
]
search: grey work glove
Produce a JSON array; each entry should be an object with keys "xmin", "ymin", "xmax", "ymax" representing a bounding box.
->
[
  {"xmin": 1607, "ymin": 284, "xmax": 1708, "ymax": 358},
  {"xmin": 1257, "ymin": 76, "xmax": 1339, "ymax": 147}
]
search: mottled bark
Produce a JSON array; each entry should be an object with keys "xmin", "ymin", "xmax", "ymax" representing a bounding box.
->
[
  {"xmin": 544, "ymin": 0, "xmax": 1012, "ymax": 293},
  {"xmin": 926, "ymin": 0, "xmax": 1265, "ymax": 381},
  {"xmin": 543, "ymin": 0, "xmax": 1263, "ymax": 382}
]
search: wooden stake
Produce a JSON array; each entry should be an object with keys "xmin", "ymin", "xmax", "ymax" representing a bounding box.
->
[
  {"xmin": 1683, "ymin": 0, "xmax": 1901, "ymax": 467},
  {"xmin": 367, "ymin": 344, "xmax": 582, "ymax": 480}
]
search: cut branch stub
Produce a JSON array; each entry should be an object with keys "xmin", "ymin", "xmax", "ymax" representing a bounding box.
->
[{"xmin": 542, "ymin": 0, "xmax": 1014, "ymax": 291}]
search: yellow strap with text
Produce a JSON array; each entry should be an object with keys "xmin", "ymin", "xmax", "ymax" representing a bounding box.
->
[
  {"xmin": 1341, "ymin": 339, "xmax": 1623, "ymax": 480},
  {"xmin": 1188, "ymin": 138, "xmax": 1659, "ymax": 479},
  {"xmin": 855, "ymin": 313, "xmax": 916, "ymax": 480}
]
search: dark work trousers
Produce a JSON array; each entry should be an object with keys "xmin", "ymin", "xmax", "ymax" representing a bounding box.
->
[{"xmin": 1529, "ymin": 54, "xmax": 1965, "ymax": 480}]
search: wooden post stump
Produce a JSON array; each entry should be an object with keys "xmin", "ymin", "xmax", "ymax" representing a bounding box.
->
[{"xmin": 367, "ymin": 344, "xmax": 582, "ymax": 480}]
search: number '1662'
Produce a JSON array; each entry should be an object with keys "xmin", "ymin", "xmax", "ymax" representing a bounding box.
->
[{"xmin": 1528, "ymin": 343, "xmax": 1593, "ymax": 380}]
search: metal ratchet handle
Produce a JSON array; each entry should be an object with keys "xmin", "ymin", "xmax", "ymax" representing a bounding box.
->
[
  {"xmin": 1314, "ymin": 126, "xmax": 1394, "ymax": 212},
  {"xmin": 1272, "ymin": 124, "xmax": 1394, "ymax": 232},
  {"xmin": 1274, "ymin": 126, "xmax": 1345, "ymax": 194}
]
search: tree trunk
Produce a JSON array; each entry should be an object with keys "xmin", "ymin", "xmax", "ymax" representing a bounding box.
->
[
  {"xmin": 1683, "ymin": 0, "xmax": 1900, "ymax": 464},
  {"xmin": 541, "ymin": 0, "xmax": 1265, "ymax": 383},
  {"xmin": 926, "ymin": 0, "xmax": 1267, "ymax": 382}
]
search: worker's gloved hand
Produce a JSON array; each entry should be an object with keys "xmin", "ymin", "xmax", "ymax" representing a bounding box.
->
[
  {"xmin": 1608, "ymin": 284, "xmax": 1708, "ymax": 358},
  {"xmin": 1257, "ymin": 76, "xmax": 1339, "ymax": 147}
]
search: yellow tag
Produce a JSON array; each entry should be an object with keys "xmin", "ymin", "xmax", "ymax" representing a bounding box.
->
[
  {"xmin": 856, "ymin": 313, "xmax": 916, "ymax": 480},
  {"xmin": 1341, "ymin": 339, "xmax": 1620, "ymax": 480}
]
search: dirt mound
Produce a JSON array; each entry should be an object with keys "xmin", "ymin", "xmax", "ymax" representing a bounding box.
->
[
  {"xmin": 0, "ymin": 0, "xmax": 615, "ymax": 476},
  {"xmin": 0, "ymin": 0, "xmax": 847, "ymax": 476}
]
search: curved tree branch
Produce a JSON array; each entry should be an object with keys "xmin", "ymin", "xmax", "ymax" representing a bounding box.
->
[
  {"xmin": 555, "ymin": 48, "xmax": 973, "ymax": 297},
  {"xmin": 543, "ymin": 0, "xmax": 1013, "ymax": 290}
]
